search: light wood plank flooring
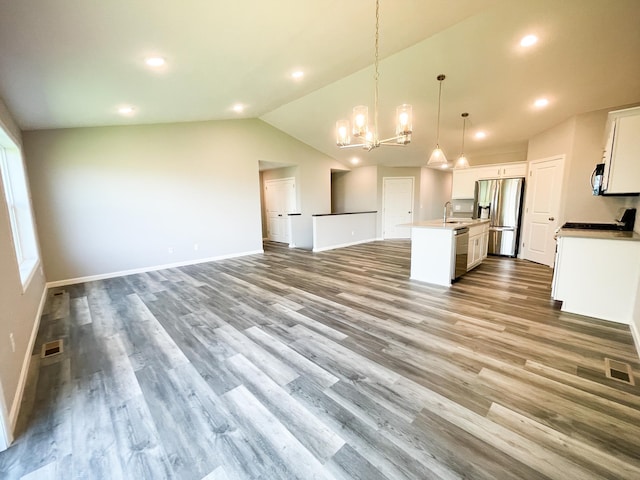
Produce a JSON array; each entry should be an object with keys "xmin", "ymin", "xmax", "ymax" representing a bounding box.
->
[{"xmin": 1, "ymin": 240, "xmax": 640, "ymax": 479}]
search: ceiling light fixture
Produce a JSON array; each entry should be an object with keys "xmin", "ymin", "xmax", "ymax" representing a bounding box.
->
[
  {"xmin": 291, "ymin": 70, "xmax": 304, "ymax": 80},
  {"xmin": 350, "ymin": 157, "xmax": 360, "ymax": 165},
  {"xmin": 232, "ymin": 104, "xmax": 244, "ymax": 113},
  {"xmin": 145, "ymin": 56, "xmax": 166, "ymax": 67},
  {"xmin": 427, "ymin": 74, "xmax": 448, "ymax": 167},
  {"xmin": 335, "ymin": 0, "xmax": 412, "ymax": 151},
  {"xmin": 520, "ymin": 34, "xmax": 538, "ymax": 47},
  {"xmin": 475, "ymin": 131, "xmax": 487, "ymax": 139},
  {"xmin": 534, "ymin": 97, "xmax": 549, "ymax": 108},
  {"xmin": 118, "ymin": 106, "xmax": 135, "ymax": 115},
  {"xmin": 455, "ymin": 113, "xmax": 470, "ymax": 169}
]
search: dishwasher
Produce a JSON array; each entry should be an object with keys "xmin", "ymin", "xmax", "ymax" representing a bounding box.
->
[{"xmin": 452, "ymin": 227, "xmax": 469, "ymax": 280}]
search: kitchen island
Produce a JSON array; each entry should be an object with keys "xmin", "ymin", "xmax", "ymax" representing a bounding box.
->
[
  {"xmin": 407, "ymin": 219, "xmax": 490, "ymax": 287},
  {"xmin": 553, "ymin": 227, "xmax": 640, "ymax": 325}
]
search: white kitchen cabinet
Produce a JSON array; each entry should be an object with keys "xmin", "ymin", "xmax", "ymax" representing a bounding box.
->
[
  {"xmin": 451, "ymin": 169, "xmax": 478, "ymax": 199},
  {"xmin": 451, "ymin": 162, "xmax": 528, "ymax": 199},
  {"xmin": 477, "ymin": 162, "xmax": 527, "ymax": 179},
  {"xmin": 467, "ymin": 222, "xmax": 489, "ymax": 270},
  {"xmin": 602, "ymin": 106, "xmax": 640, "ymax": 194},
  {"xmin": 553, "ymin": 232, "xmax": 640, "ymax": 324}
]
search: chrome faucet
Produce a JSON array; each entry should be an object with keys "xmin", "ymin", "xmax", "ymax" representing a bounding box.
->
[{"xmin": 443, "ymin": 201, "xmax": 452, "ymax": 223}]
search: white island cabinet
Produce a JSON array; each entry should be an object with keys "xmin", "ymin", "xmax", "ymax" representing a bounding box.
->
[
  {"xmin": 552, "ymin": 229, "xmax": 640, "ymax": 324},
  {"xmin": 407, "ymin": 219, "xmax": 490, "ymax": 286}
]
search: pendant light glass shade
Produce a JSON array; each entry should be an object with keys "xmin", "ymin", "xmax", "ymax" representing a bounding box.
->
[
  {"xmin": 427, "ymin": 74, "xmax": 448, "ymax": 167},
  {"xmin": 455, "ymin": 155, "xmax": 469, "ymax": 169},
  {"xmin": 428, "ymin": 147, "xmax": 447, "ymax": 166},
  {"xmin": 454, "ymin": 112, "xmax": 470, "ymax": 169}
]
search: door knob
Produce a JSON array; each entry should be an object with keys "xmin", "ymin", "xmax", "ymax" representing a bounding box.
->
[{"xmin": 548, "ymin": 217, "xmax": 555, "ymax": 221}]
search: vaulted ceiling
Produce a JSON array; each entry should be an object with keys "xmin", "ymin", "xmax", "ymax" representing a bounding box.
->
[{"xmin": 0, "ymin": 0, "xmax": 639, "ymax": 167}]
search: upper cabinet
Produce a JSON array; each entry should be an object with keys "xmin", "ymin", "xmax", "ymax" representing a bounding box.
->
[
  {"xmin": 602, "ymin": 106, "xmax": 640, "ymax": 195},
  {"xmin": 451, "ymin": 162, "xmax": 527, "ymax": 199}
]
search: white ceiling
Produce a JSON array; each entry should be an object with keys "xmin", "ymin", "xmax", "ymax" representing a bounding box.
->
[{"xmin": 0, "ymin": 0, "xmax": 639, "ymax": 168}]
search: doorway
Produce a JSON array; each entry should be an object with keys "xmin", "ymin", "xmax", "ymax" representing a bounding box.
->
[
  {"xmin": 521, "ymin": 155, "xmax": 565, "ymax": 267},
  {"xmin": 264, "ymin": 177, "xmax": 297, "ymax": 244},
  {"xmin": 382, "ymin": 177, "xmax": 414, "ymax": 239}
]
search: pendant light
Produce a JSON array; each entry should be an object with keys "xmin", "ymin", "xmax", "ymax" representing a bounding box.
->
[
  {"xmin": 455, "ymin": 112, "xmax": 470, "ymax": 169},
  {"xmin": 335, "ymin": 0, "xmax": 413, "ymax": 151},
  {"xmin": 427, "ymin": 74, "xmax": 448, "ymax": 167}
]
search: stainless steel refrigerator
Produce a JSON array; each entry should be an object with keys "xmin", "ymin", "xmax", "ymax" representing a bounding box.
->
[{"xmin": 473, "ymin": 177, "xmax": 525, "ymax": 257}]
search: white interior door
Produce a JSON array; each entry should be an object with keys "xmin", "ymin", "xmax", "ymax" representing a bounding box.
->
[
  {"xmin": 265, "ymin": 177, "xmax": 296, "ymax": 243},
  {"xmin": 521, "ymin": 156, "xmax": 565, "ymax": 266},
  {"xmin": 382, "ymin": 177, "xmax": 414, "ymax": 239},
  {"xmin": 0, "ymin": 380, "xmax": 10, "ymax": 451}
]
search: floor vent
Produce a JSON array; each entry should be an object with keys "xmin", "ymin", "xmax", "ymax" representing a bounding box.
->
[
  {"xmin": 41, "ymin": 339, "xmax": 64, "ymax": 359},
  {"xmin": 605, "ymin": 358, "xmax": 635, "ymax": 385},
  {"xmin": 53, "ymin": 291, "xmax": 64, "ymax": 296}
]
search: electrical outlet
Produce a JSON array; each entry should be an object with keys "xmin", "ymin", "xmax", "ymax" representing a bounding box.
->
[
  {"xmin": 351, "ymin": 231, "xmax": 355, "ymax": 236},
  {"xmin": 168, "ymin": 247, "xmax": 174, "ymax": 254},
  {"xmin": 193, "ymin": 243, "xmax": 199, "ymax": 251},
  {"xmin": 9, "ymin": 333, "xmax": 15, "ymax": 353}
]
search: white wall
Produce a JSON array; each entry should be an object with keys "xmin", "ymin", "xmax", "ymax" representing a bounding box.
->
[
  {"xmin": 0, "ymin": 97, "xmax": 47, "ymax": 446},
  {"xmin": 24, "ymin": 118, "xmax": 342, "ymax": 282}
]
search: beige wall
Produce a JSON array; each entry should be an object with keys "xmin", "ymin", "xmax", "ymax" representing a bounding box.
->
[
  {"xmin": 0, "ymin": 97, "xmax": 47, "ymax": 436},
  {"xmin": 331, "ymin": 165, "xmax": 377, "ymax": 214},
  {"xmin": 24, "ymin": 118, "xmax": 342, "ymax": 282},
  {"xmin": 419, "ymin": 168, "xmax": 452, "ymax": 221}
]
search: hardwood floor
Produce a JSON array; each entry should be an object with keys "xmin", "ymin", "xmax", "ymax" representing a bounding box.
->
[{"xmin": 1, "ymin": 240, "xmax": 639, "ymax": 479}]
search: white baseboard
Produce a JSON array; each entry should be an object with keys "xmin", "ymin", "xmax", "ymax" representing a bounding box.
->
[
  {"xmin": 313, "ymin": 238, "xmax": 376, "ymax": 253},
  {"xmin": 46, "ymin": 249, "xmax": 264, "ymax": 288},
  {"xmin": 9, "ymin": 284, "xmax": 48, "ymax": 433},
  {"xmin": 630, "ymin": 320, "xmax": 640, "ymax": 362}
]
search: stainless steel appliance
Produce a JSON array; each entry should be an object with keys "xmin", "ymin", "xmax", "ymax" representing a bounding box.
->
[
  {"xmin": 473, "ymin": 177, "xmax": 525, "ymax": 257},
  {"xmin": 453, "ymin": 227, "xmax": 469, "ymax": 279},
  {"xmin": 562, "ymin": 208, "xmax": 636, "ymax": 232}
]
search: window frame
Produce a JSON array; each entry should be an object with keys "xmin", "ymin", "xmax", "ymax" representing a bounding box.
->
[{"xmin": 0, "ymin": 132, "xmax": 41, "ymax": 291}]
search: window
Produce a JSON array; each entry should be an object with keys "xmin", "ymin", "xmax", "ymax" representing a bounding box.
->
[{"xmin": 0, "ymin": 128, "xmax": 40, "ymax": 289}]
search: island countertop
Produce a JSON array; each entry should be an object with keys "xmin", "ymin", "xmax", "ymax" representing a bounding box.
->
[{"xmin": 404, "ymin": 218, "xmax": 490, "ymax": 230}]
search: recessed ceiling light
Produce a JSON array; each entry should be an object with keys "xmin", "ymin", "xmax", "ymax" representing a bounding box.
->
[
  {"xmin": 118, "ymin": 106, "xmax": 135, "ymax": 115},
  {"xmin": 291, "ymin": 70, "xmax": 304, "ymax": 80},
  {"xmin": 232, "ymin": 104, "xmax": 244, "ymax": 113},
  {"xmin": 534, "ymin": 98, "xmax": 549, "ymax": 108},
  {"xmin": 520, "ymin": 34, "xmax": 538, "ymax": 47},
  {"xmin": 475, "ymin": 131, "xmax": 487, "ymax": 140},
  {"xmin": 145, "ymin": 56, "xmax": 166, "ymax": 67},
  {"xmin": 350, "ymin": 157, "xmax": 360, "ymax": 165}
]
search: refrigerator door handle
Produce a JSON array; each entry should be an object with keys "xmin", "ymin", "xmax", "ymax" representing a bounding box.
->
[{"xmin": 490, "ymin": 226, "xmax": 516, "ymax": 232}]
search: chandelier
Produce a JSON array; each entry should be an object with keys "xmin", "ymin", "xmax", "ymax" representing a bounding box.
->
[{"xmin": 335, "ymin": 0, "xmax": 412, "ymax": 151}]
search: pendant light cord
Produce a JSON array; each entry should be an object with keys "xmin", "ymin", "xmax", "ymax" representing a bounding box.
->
[
  {"xmin": 373, "ymin": 0, "xmax": 380, "ymax": 143},
  {"xmin": 461, "ymin": 115, "xmax": 466, "ymax": 153},
  {"xmin": 436, "ymin": 79, "xmax": 442, "ymax": 146}
]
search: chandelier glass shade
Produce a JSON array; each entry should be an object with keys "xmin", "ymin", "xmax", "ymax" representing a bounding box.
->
[
  {"xmin": 335, "ymin": 0, "xmax": 412, "ymax": 151},
  {"xmin": 427, "ymin": 74, "xmax": 448, "ymax": 167}
]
